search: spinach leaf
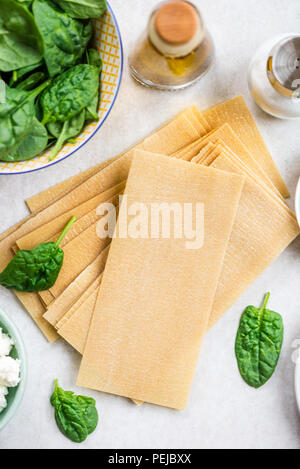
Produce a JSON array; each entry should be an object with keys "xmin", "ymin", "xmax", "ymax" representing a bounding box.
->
[
  {"xmin": 51, "ymin": 380, "xmax": 88, "ymax": 443},
  {"xmin": 85, "ymin": 93, "xmax": 99, "ymax": 121},
  {"xmin": 1, "ymin": 118, "xmax": 48, "ymax": 162},
  {"xmin": 85, "ymin": 48, "xmax": 102, "ymax": 121},
  {"xmin": 33, "ymin": 0, "xmax": 92, "ymax": 77},
  {"xmin": 0, "ymin": 216, "xmax": 75, "ymax": 292},
  {"xmin": 54, "ymin": 0, "xmax": 107, "ymax": 19},
  {"xmin": 0, "ymin": 0, "xmax": 44, "ymax": 72},
  {"xmin": 16, "ymin": 0, "xmax": 34, "ymax": 9},
  {"xmin": 15, "ymin": 71, "xmax": 46, "ymax": 91},
  {"xmin": 0, "ymin": 82, "xmax": 49, "ymax": 160},
  {"xmin": 0, "ymin": 80, "xmax": 50, "ymax": 121},
  {"xmin": 50, "ymin": 380, "xmax": 98, "ymax": 443},
  {"xmin": 35, "ymin": 95, "xmax": 43, "ymax": 121},
  {"xmin": 40, "ymin": 64, "xmax": 99, "ymax": 124},
  {"xmin": 0, "ymin": 78, "xmax": 5, "ymax": 103},
  {"xmin": 235, "ymin": 293, "xmax": 284, "ymax": 389},
  {"xmin": 75, "ymin": 395, "xmax": 98, "ymax": 435},
  {"xmin": 9, "ymin": 59, "xmax": 44, "ymax": 87},
  {"xmin": 48, "ymin": 109, "xmax": 85, "ymax": 160},
  {"xmin": 0, "ymin": 87, "xmax": 33, "ymax": 158},
  {"xmin": 0, "ymin": 81, "xmax": 50, "ymax": 159},
  {"xmin": 86, "ymin": 48, "xmax": 102, "ymax": 69}
]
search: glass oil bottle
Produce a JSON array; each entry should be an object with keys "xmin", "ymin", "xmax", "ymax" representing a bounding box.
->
[{"xmin": 129, "ymin": 0, "xmax": 215, "ymax": 91}]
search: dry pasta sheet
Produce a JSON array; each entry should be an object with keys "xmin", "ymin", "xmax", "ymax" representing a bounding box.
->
[
  {"xmin": 54, "ymin": 115, "xmax": 297, "ymax": 351},
  {"xmin": 77, "ymin": 151, "xmax": 245, "ymax": 409},
  {"xmin": 56, "ymin": 145, "xmax": 298, "ymax": 355},
  {"xmin": 26, "ymin": 107, "xmax": 206, "ymax": 213},
  {"xmin": 202, "ymin": 96, "xmax": 289, "ymax": 198},
  {"xmin": 0, "ymin": 108, "xmax": 204, "ymax": 341},
  {"xmin": 206, "ymin": 153, "xmax": 300, "ymax": 327}
]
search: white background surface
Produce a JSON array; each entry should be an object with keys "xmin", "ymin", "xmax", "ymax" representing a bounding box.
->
[{"xmin": 0, "ymin": 0, "xmax": 300, "ymax": 450}]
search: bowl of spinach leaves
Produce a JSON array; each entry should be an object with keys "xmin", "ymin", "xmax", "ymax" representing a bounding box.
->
[{"xmin": 0, "ymin": 0, "xmax": 123, "ymax": 175}]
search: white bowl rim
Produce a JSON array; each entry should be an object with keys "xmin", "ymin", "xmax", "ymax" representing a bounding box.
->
[
  {"xmin": 295, "ymin": 177, "xmax": 300, "ymax": 227},
  {"xmin": 0, "ymin": 0, "xmax": 124, "ymax": 176},
  {"xmin": 0, "ymin": 307, "xmax": 27, "ymax": 432}
]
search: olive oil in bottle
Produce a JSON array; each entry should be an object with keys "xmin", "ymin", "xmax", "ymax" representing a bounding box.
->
[{"xmin": 129, "ymin": 0, "xmax": 215, "ymax": 91}]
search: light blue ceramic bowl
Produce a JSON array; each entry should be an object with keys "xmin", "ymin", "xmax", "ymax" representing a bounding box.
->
[
  {"xmin": 296, "ymin": 178, "xmax": 300, "ymax": 227},
  {"xmin": 0, "ymin": 308, "xmax": 27, "ymax": 432}
]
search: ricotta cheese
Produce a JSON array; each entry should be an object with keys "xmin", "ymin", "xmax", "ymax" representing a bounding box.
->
[
  {"xmin": 0, "ymin": 356, "xmax": 21, "ymax": 387},
  {"xmin": 0, "ymin": 385, "xmax": 8, "ymax": 412},
  {"xmin": 0, "ymin": 328, "xmax": 14, "ymax": 356}
]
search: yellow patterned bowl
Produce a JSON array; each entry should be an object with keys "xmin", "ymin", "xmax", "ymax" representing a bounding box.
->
[{"xmin": 0, "ymin": 2, "xmax": 123, "ymax": 175}]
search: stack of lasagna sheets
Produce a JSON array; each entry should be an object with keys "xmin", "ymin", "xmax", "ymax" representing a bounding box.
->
[{"xmin": 1, "ymin": 96, "xmax": 299, "ymax": 409}]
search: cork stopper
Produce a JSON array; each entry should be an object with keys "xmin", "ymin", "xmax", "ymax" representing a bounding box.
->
[{"xmin": 155, "ymin": 1, "xmax": 198, "ymax": 45}]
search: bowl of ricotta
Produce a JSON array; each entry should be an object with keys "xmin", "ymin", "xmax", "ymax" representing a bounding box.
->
[{"xmin": 0, "ymin": 307, "xmax": 26, "ymax": 431}]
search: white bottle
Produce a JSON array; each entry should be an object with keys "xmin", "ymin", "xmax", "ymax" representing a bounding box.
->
[{"xmin": 248, "ymin": 34, "xmax": 300, "ymax": 119}]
